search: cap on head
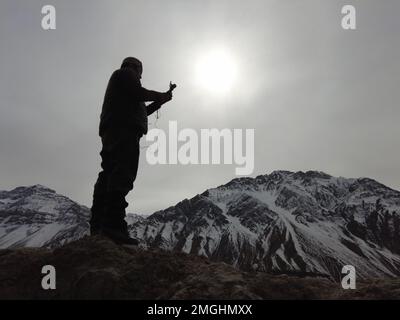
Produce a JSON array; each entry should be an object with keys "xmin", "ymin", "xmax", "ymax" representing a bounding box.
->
[{"xmin": 121, "ymin": 57, "xmax": 143, "ymax": 72}]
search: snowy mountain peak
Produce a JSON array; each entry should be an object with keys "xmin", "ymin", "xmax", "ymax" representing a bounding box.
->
[
  {"xmin": 30, "ymin": 184, "xmax": 56, "ymax": 192},
  {"xmin": 219, "ymin": 170, "xmax": 340, "ymax": 192},
  {"xmin": 9, "ymin": 184, "xmax": 56, "ymax": 195},
  {"xmin": 131, "ymin": 170, "xmax": 400, "ymax": 280},
  {"xmin": 0, "ymin": 185, "xmax": 89, "ymax": 249}
]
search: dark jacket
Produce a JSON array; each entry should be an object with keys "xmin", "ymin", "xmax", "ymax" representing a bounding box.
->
[{"xmin": 99, "ymin": 67, "xmax": 163, "ymax": 137}]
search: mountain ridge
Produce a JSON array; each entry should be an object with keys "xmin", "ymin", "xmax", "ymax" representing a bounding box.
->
[
  {"xmin": 1, "ymin": 170, "xmax": 400, "ymax": 280},
  {"xmin": 130, "ymin": 170, "xmax": 400, "ymax": 280}
]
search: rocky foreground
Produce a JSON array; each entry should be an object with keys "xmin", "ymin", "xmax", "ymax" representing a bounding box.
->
[{"xmin": 0, "ymin": 236, "xmax": 399, "ymax": 300}]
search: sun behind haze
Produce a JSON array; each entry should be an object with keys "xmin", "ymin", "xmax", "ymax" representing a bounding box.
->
[{"xmin": 194, "ymin": 47, "xmax": 238, "ymax": 95}]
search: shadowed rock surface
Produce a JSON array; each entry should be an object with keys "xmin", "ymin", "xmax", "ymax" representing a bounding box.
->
[{"xmin": 0, "ymin": 236, "xmax": 399, "ymax": 300}]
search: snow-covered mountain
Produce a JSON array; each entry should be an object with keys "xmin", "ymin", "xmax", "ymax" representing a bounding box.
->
[
  {"xmin": 130, "ymin": 171, "xmax": 400, "ymax": 280},
  {"xmin": 0, "ymin": 185, "xmax": 148, "ymax": 249},
  {"xmin": 126, "ymin": 213, "xmax": 147, "ymax": 225},
  {"xmin": 0, "ymin": 185, "xmax": 90, "ymax": 248}
]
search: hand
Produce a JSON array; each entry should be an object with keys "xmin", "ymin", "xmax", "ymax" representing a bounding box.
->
[
  {"xmin": 169, "ymin": 82, "xmax": 177, "ymax": 92},
  {"xmin": 160, "ymin": 91, "xmax": 172, "ymax": 104},
  {"xmin": 156, "ymin": 82, "xmax": 176, "ymax": 105}
]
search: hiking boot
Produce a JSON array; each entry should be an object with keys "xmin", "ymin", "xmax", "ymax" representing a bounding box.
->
[{"xmin": 101, "ymin": 226, "xmax": 139, "ymax": 245}]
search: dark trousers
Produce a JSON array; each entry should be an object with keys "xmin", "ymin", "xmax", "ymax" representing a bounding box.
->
[{"xmin": 90, "ymin": 128, "xmax": 141, "ymax": 232}]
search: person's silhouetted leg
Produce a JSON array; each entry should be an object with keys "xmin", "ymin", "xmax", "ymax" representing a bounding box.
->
[
  {"xmin": 90, "ymin": 171, "xmax": 109, "ymax": 234},
  {"xmin": 90, "ymin": 140, "xmax": 116, "ymax": 234},
  {"xmin": 98, "ymin": 129, "xmax": 140, "ymax": 244}
]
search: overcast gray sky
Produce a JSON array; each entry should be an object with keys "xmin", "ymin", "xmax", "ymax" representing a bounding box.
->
[{"xmin": 1, "ymin": 0, "xmax": 399, "ymax": 215}]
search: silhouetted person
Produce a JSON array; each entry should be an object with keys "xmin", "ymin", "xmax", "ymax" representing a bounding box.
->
[{"xmin": 90, "ymin": 57, "xmax": 175, "ymax": 245}]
